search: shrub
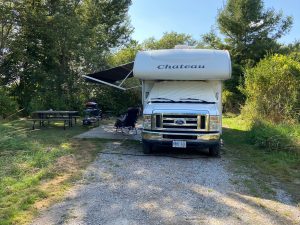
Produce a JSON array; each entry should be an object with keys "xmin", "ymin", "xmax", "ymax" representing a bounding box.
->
[
  {"xmin": 222, "ymin": 89, "xmax": 241, "ymax": 113},
  {"xmin": 91, "ymin": 77, "xmax": 141, "ymax": 115},
  {"xmin": 28, "ymin": 93, "xmax": 68, "ymax": 113},
  {"xmin": 249, "ymin": 119, "xmax": 300, "ymax": 154},
  {"xmin": 28, "ymin": 90, "xmax": 87, "ymax": 114},
  {"xmin": 0, "ymin": 87, "xmax": 19, "ymax": 119},
  {"xmin": 242, "ymin": 54, "xmax": 300, "ymax": 123}
]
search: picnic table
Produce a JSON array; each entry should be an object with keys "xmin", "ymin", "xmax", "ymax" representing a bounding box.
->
[{"xmin": 29, "ymin": 110, "xmax": 79, "ymax": 130}]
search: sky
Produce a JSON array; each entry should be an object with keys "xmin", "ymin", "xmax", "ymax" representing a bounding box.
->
[{"xmin": 128, "ymin": 0, "xmax": 300, "ymax": 44}]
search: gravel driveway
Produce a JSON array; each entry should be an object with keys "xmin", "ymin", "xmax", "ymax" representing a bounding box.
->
[{"xmin": 31, "ymin": 141, "xmax": 300, "ymax": 225}]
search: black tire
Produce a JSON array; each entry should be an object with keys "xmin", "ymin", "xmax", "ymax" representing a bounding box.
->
[
  {"xmin": 209, "ymin": 144, "xmax": 220, "ymax": 157},
  {"xmin": 143, "ymin": 142, "xmax": 152, "ymax": 154}
]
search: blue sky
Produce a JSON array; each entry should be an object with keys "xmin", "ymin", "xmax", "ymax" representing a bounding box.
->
[{"xmin": 128, "ymin": 0, "xmax": 300, "ymax": 44}]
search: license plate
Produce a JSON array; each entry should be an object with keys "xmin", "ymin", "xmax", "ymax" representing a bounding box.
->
[{"xmin": 172, "ymin": 140, "xmax": 186, "ymax": 148}]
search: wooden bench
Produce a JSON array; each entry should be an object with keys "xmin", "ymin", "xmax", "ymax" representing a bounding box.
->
[{"xmin": 28, "ymin": 118, "xmax": 72, "ymax": 130}]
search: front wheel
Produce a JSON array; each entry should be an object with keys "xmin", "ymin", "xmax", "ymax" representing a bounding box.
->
[
  {"xmin": 209, "ymin": 144, "xmax": 220, "ymax": 157},
  {"xmin": 143, "ymin": 142, "xmax": 152, "ymax": 154}
]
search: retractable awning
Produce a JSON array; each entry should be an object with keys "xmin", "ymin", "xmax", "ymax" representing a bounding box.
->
[{"xmin": 83, "ymin": 62, "xmax": 134, "ymax": 90}]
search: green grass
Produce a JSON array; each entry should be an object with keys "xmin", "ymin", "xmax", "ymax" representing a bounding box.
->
[
  {"xmin": 222, "ymin": 116, "xmax": 300, "ymax": 203},
  {"xmin": 249, "ymin": 120, "xmax": 300, "ymax": 154},
  {"xmin": 0, "ymin": 119, "xmax": 105, "ymax": 225}
]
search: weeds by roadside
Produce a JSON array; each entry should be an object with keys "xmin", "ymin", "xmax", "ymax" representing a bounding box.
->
[
  {"xmin": 249, "ymin": 120, "xmax": 300, "ymax": 154},
  {"xmin": 0, "ymin": 119, "xmax": 105, "ymax": 225}
]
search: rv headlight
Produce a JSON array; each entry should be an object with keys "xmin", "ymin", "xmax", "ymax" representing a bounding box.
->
[
  {"xmin": 209, "ymin": 116, "xmax": 220, "ymax": 131},
  {"xmin": 143, "ymin": 115, "xmax": 152, "ymax": 130}
]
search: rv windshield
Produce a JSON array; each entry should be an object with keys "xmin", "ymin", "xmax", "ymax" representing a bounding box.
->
[{"xmin": 147, "ymin": 81, "xmax": 217, "ymax": 104}]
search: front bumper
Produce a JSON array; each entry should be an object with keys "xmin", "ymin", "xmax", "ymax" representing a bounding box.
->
[{"xmin": 142, "ymin": 130, "xmax": 220, "ymax": 147}]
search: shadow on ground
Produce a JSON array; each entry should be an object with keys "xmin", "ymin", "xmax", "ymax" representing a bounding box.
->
[{"xmin": 31, "ymin": 137, "xmax": 300, "ymax": 225}]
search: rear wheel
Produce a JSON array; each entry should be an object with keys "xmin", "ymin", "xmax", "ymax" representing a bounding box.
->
[
  {"xmin": 143, "ymin": 142, "xmax": 152, "ymax": 154},
  {"xmin": 209, "ymin": 143, "xmax": 220, "ymax": 157}
]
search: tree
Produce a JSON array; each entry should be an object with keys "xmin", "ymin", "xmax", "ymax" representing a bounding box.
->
[
  {"xmin": 0, "ymin": 0, "xmax": 132, "ymax": 113},
  {"xmin": 218, "ymin": 0, "xmax": 293, "ymax": 66},
  {"xmin": 143, "ymin": 32, "xmax": 197, "ymax": 50},
  {"xmin": 0, "ymin": 87, "xmax": 18, "ymax": 118},
  {"xmin": 200, "ymin": 30, "xmax": 225, "ymax": 49},
  {"xmin": 279, "ymin": 40, "xmax": 300, "ymax": 61},
  {"xmin": 109, "ymin": 40, "xmax": 141, "ymax": 66},
  {"xmin": 0, "ymin": 1, "xmax": 16, "ymax": 69}
]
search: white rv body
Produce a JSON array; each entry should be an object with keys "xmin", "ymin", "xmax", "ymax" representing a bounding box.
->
[
  {"xmin": 133, "ymin": 49, "xmax": 231, "ymax": 80},
  {"xmin": 133, "ymin": 49, "xmax": 231, "ymax": 155}
]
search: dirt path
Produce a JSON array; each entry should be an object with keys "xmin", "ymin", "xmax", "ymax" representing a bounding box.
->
[{"xmin": 31, "ymin": 141, "xmax": 300, "ymax": 225}]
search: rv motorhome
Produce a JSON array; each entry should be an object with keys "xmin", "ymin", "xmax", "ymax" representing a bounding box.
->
[
  {"xmin": 84, "ymin": 48, "xmax": 231, "ymax": 156},
  {"xmin": 134, "ymin": 49, "xmax": 231, "ymax": 156}
]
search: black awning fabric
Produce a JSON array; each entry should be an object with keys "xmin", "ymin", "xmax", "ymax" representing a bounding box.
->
[{"xmin": 85, "ymin": 62, "xmax": 134, "ymax": 84}]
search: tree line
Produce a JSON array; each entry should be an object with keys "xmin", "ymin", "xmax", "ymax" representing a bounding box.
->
[{"xmin": 1, "ymin": 0, "xmax": 132, "ymax": 116}]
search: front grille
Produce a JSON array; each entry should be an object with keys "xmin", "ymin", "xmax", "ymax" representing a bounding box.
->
[{"xmin": 155, "ymin": 114, "xmax": 207, "ymax": 131}]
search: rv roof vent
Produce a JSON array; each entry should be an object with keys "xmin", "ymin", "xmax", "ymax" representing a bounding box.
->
[{"xmin": 174, "ymin": 45, "xmax": 196, "ymax": 49}]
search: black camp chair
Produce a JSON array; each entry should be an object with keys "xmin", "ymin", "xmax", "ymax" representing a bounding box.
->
[{"xmin": 114, "ymin": 107, "xmax": 139, "ymax": 134}]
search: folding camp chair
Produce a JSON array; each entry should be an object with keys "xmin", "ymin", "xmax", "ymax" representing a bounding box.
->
[{"xmin": 114, "ymin": 107, "xmax": 139, "ymax": 134}]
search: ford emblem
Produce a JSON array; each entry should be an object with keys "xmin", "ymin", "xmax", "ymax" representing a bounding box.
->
[{"xmin": 175, "ymin": 119, "xmax": 185, "ymax": 125}]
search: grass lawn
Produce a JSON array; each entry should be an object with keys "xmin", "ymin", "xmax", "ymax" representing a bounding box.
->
[
  {"xmin": 222, "ymin": 116, "xmax": 300, "ymax": 205},
  {"xmin": 0, "ymin": 119, "xmax": 105, "ymax": 225}
]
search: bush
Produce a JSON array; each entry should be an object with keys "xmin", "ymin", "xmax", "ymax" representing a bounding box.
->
[
  {"xmin": 28, "ymin": 93, "xmax": 68, "ymax": 113},
  {"xmin": 91, "ymin": 77, "xmax": 141, "ymax": 115},
  {"xmin": 222, "ymin": 89, "xmax": 242, "ymax": 113},
  {"xmin": 242, "ymin": 54, "xmax": 300, "ymax": 123},
  {"xmin": 0, "ymin": 88, "xmax": 19, "ymax": 119},
  {"xmin": 28, "ymin": 89, "xmax": 87, "ymax": 114},
  {"xmin": 249, "ymin": 119, "xmax": 300, "ymax": 154}
]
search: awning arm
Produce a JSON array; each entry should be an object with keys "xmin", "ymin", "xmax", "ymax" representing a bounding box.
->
[
  {"xmin": 118, "ymin": 70, "xmax": 133, "ymax": 87},
  {"xmin": 83, "ymin": 75, "xmax": 126, "ymax": 91}
]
